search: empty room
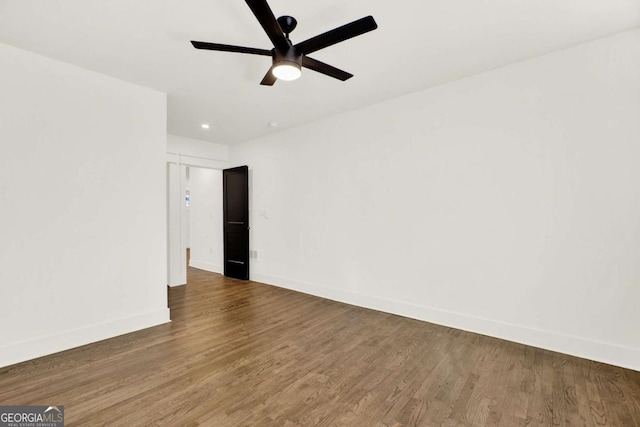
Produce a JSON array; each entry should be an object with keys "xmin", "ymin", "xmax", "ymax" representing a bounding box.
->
[{"xmin": 1, "ymin": 0, "xmax": 640, "ymax": 425}]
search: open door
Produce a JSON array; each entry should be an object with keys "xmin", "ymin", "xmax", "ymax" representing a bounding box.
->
[{"xmin": 223, "ymin": 166, "xmax": 249, "ymax": 280}]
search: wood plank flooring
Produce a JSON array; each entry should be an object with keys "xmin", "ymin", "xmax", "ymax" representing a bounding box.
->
[{"xmin": 1, "ymin": 267, "xmax": 640, "ymax": 426}]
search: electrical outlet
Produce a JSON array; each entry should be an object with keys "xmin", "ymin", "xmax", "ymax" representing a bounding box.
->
[{"xmin": 249, "ymin": 250, "xmax": 258, "ymax": 259}]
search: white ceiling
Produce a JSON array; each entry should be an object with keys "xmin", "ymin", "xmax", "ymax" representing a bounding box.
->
[{"xmin": 1, "ymin": 0, "xmax": 639, "ymax": 145}]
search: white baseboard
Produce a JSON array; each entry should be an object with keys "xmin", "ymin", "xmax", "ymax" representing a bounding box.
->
[
  {"xmin": 0, "ymin": 308, "xmax": 171, "ymax": 368},
  {"xmin": 252, "ymin": 272, "xmax": 640, "ymax": 372},
  {"xmin": 189, "ymin": 259, "xmax": 222, "ymax": 274}
]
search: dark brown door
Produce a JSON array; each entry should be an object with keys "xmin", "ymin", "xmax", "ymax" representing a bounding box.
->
[{"xmin": 223, "ymin": 166, "xmax": 249, "ymax": 280}]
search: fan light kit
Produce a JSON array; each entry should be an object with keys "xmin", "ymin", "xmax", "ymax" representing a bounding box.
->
[
  {"xmin": 272, "ymin": 62, "xmax": 301, "ymax": 81},
  {"xmin": 191, "ymin": 0, "xmax": 377, "ymax": 85}
]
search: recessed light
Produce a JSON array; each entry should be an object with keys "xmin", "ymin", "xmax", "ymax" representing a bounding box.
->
[
  {"xmin": 268, "ymin": 121, "xmax": 279, "ymax": 128},
  {"xmin": 201, "ymin": 124, "xmax": 210, "ymax": 129}
]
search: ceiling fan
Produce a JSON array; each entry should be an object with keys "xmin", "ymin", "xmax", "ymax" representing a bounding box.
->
[{"xmin": 190, "ymin": 0, "xmax": 378, "ymax": 85}]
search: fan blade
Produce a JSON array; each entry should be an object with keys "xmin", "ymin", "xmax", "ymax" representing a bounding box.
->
[
  {"xmin": 294, "ymin": 16, "xmax": 377, "ymax": 55},
  {"xmin": 245, "ymin": 0, "xmax": 290, "ymax": 52},
  {"xmin": 191, "ymin": 41, "xmax": 272, "ymax": 56},
  {"xmin": 302, "ymin": 56, "xmax": 353, "ymax": 81},
  {"xmin": 260, "ymin": 67, "xmax": 277, "ymax": 86}
]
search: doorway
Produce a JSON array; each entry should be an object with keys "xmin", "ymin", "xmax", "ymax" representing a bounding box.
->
[
  {"xmin": 166, "ymin": 161, "xmax": 249, "ymax": 286},
  {"xmin": 185, "ymin": 166, "xmax": 224, "ymax": 276}
]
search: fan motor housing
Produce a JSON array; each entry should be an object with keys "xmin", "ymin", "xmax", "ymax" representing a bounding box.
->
[{"xmin": 272, "ymin": 47, "xmax": 302, "ymax": 67}]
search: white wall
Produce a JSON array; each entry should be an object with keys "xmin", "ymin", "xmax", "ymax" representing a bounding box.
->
[
  {"xmin": 166, "ymin": 134, "xmax": 228, "ymax": 286},
  {"xmin": 184, "ymin": 190, "xmax": 190, "ymax": 249},
  {"xmin": 0, "ymin": 42, "xmax": 169, "ymax": 367},
  {"xmin": 230, "ymin": 30, "xmax": 640, "ymax": 371},
  {"xmin": 184, "ymin": 167, "xmax": 191, "ymax": 249},
  {"xmin": 188, "ymin": 168, "xmax": 224, "ymax": 274}
]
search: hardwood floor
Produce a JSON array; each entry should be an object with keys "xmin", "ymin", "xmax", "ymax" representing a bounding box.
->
[{"xmin": 1, "ymin": 267, "xmax": 640, "ymax": 426}]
